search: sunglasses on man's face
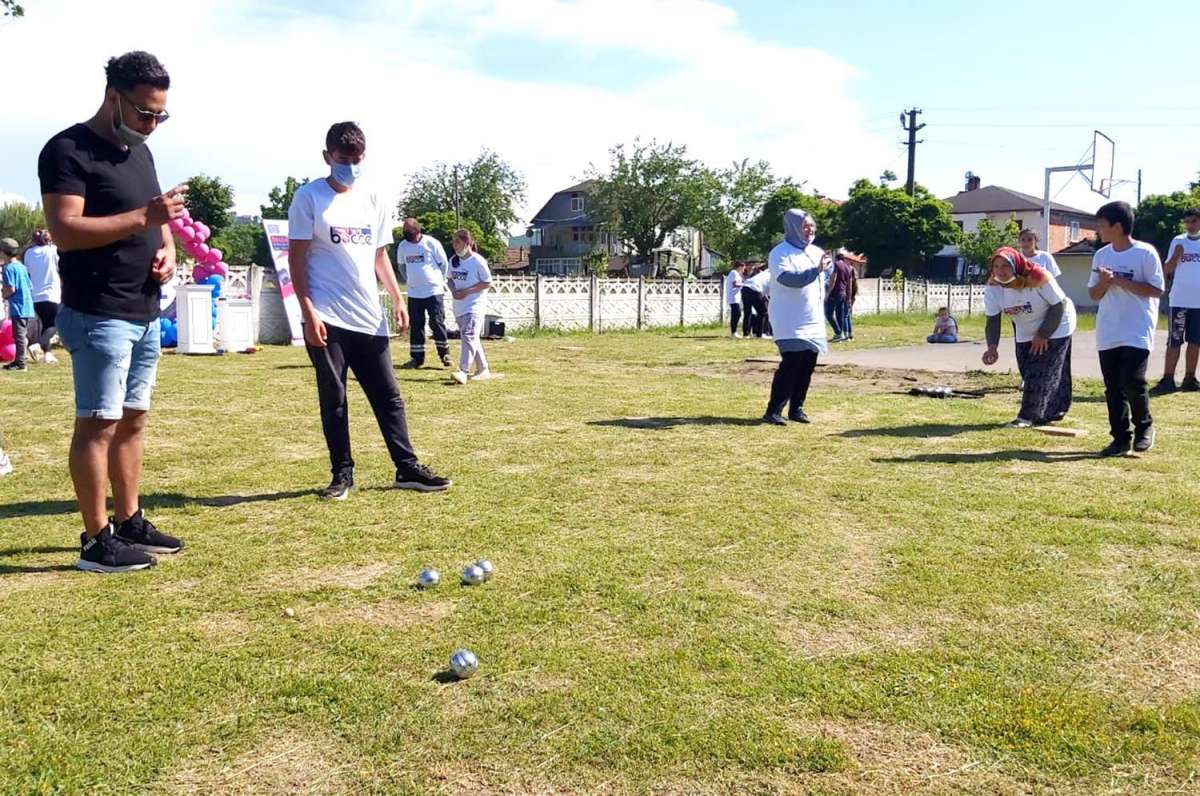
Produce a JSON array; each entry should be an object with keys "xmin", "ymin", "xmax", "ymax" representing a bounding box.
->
[{"xmin": 121, "ymin": 94, "xmax": 170, "ymax": 124}]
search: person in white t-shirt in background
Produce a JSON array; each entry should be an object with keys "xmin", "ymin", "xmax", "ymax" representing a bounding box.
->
[
  {"xmin": 448, "ymin": 229, "xmax": 499, "ymax": 384},
  {"xmin": 395, "ymin": 217, "xmax": 451, "ymax": 370},
  {"xmin": 1150, "ymin": 207, "xmax": 1200, "ymax": 395},
  {"xmin": 23, "ymin": 228, "xmax": 61, "ymax": 364},
  {"xmin": 288, "ymin": 121, "xmax": 451, "ymax": 499},
  {"xmin": 724, "ymin": 262, "xmax": 745, "ymax": 338},
  {"xmin": 981, "ymin": 247, "xmax": 1076, "ymax": 427},
  {"xmin": 1087, "ymin": 201, "xmax": 1165, "ymax": 457},
  {"xmin": 1018, "ymin": 229, "xmax": 1061, "ymax": 278},
  {"xmin": 741, "ymin": 265, "xmax": 771, "ymax": 338}
]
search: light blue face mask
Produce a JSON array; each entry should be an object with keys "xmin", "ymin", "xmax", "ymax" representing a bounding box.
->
[{"xmin": 331, "ymin": 161, "xmax": 362, "ymax": 187}]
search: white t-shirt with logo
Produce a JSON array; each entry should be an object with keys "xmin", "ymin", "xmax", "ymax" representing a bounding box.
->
[
  {"xmin": 397, "ymin": 235, "xmax": 449, "ymax": 299},
  {"xmin": 725, "ymin": 269, "xmax": 743, "ymax": 304},
  {"xmin": 1029, "ymin": 250, "xmax": 1061, "ymax": 278},
  {"xmin": 743, "ymin": 269, "xmax": 770, "ymax": 294},
  {"xmin": 23, "ymin": 244, "xmax": 61, "ymax": 303},
  {"xmin": 1087, "ymin": 240, "xmax": 1165, "ymax": 352},
  {"xmin": 1167, "ymin": 234, "xmax": 1200, "ymax": 309},
  {"xmin": 984, "ymin": 277, "xmax": 1076, "ymax": 343},
  {"xmin": 288, "ymin": 179, "xmax": 391, "ymax": 336},
  {"xmin": 449, "ymin": 252, "xmax": 492, "ymax": 317}
]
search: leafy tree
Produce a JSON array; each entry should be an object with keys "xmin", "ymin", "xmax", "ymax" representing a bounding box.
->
[
  {"xmin": 1134, "ymin": 187, "xmax": 1200, "ymax": 259},
  {"xmin": 880, "ymin": 170, "xmax": 898, "ymax": 186},
  {"xmin": 398, "ymin": 150, "xmax": 525, "ymax": 245},
  {"xmin": 0, "ymin": 202, "xmax": 46, "ymax": 248},
  {"xmin": 260, "ymin": 176, "xmax": 309, "ymax": 219},
  {"xmin": 185, "ymin": 174, "xmax": 235, "ymax": 237},
  {"xmin": 211, "ymin": 223, "xmax": 271, "ymax": 268},
  {"xmin": 958, "ymin": 216, "xmax": 1020, "ymax": 272},
  {"xmin": 839, "ymin": 179, "xmax": 958, "ymax": 275},
  {"xmin": 587, "ymin": 139, "xmax": 722, "ymax": 264},
  {"xmin": 744, "ymin": 184, "xmax": 842, "ymax": 258},
  {"xmin": 703, "ymin": 159, "xmax": 780, "ymax": 262},
  {"xmin": 2, "ymin": 1, "xmax": 24, "ymax": 17},
  {"xmin": 394, "ymin": 212, "xmax": 503, "ymax": 267}
]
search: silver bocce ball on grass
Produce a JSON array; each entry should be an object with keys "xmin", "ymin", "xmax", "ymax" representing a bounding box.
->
[
  {"xmin": 475, "ymin": 559, "xmax": 495, "ymax": 581},
  {"xmin": 450, "ymin": 649, "xmax": 479, "ymax": 679},
  {"xmin": 417, "ymin": 568, "xmax": 441, "ymax": 589},
  {"xmin": 461, "ymin": 564, "xmax": 486, "ymax": 585}
]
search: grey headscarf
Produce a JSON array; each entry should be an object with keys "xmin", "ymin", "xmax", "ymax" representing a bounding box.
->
[{"xmin": 783, "ymin": 209, "xmax": 813, "ymax": 249}]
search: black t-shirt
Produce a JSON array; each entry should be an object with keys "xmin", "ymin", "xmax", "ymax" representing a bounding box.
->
[{"xmin": 37, "ymin": 123, "xmax": 163, "ymax": 322}]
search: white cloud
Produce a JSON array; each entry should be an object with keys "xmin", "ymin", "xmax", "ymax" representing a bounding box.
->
[{"xmin": 0, "ymin": 0, "xmax": 895, "ymax": 233}]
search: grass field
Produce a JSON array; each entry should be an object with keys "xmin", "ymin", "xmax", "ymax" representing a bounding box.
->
[{"xmin": 1, "ymin": 314, "xmax": 1198, "ymax": 795}]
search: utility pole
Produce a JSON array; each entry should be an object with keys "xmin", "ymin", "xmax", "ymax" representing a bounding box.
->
[
  {"xmin": 452, "ymin": 165, "xmax": 461, "ymax": 229},
  {"xmin": 1137, "ymin": 169, "xmax": 1143, "ymax": 206},
  {"xmin": 900, "ymin": 108, "xmax": 925, "ymax": 196}
]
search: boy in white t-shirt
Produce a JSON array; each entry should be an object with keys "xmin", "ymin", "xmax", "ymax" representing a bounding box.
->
[
  {"xmin": 395, "ymin": 216, "xmax": 451, "ymax": 370},
  {"xmin": 725, "ymin": 262, "xmax": 745, "ymax": 338},
  {"xmin": 288, "ymin": 122, "xmax": 451, "ymax": 498},
  {"xmin": 1087, "ymin": 201, "xmax": 1166, "ymax": 457},
  {"xmin": 447, "ymin": 228, "xmax": 499, "ymax": 384},
  {"xmin": 1150, "ymin": 207, "xmax": 1200, "ymax": 394}
]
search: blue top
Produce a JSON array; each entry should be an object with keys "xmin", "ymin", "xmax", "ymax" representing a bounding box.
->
[{"xmin": 3, "ymin": 261, "xmax": 34, "ymax": 318}]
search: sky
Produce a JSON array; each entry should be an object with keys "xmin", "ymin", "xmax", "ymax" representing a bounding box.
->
[{"xmin": 1, "ymin": 0, "xmax": 1196, "ymax": 232}]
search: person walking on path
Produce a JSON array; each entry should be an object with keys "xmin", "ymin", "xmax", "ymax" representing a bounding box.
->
[{"xmin": 396, "ymin": 217, "xmax": 451, "ymax": 369}]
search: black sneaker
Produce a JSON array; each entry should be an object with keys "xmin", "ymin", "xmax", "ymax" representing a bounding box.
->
[
  {"xmin": 399, "ymin": 360, "xmax": 422, "ymax": 370},
  {"xmin": 1133, "ymin": 427, "xmax": 1156, "ymax": 453},
  {"xmin": 1182, "ymin": 376, "xmax": 1200, "ymax": 392},
  {"xmin": 394, "ymin": 462, "xmax": 452, "ymax": 492},
  {"xmin": 1149, "ymin": 377, "xmax": 1178, "ymax": 396},
  {"xmin": 761, "ymin": 412, "xmax": 787, "ymax": 426},
  {"xmin": 788, "ymin": 409, "xmax": 811, "ymax": 424},
  {"xmin": 114, "ymin": 509, "xmax": 184, "ymax": 554},
  {"xmin": 320, "ymin": 472, "xmax": 353, "ymax": 501},
  {"xmin": 1100, "ymin": 439, "xmax": 1132, "ymax": 458},
  {"xmin": 1007, "ymin": 418, "xmax": 1034, "ymax": 429},
  {"xmin": 77, "ymin": 525, "xmax": 156, "ymax": 573},
  {"xmin": 440, "ymin": 355, "xmax": 452, "ymax": 368},
  {"xmin": 3, "ymin": 362, "xmax": 27, "ymax": 371}
]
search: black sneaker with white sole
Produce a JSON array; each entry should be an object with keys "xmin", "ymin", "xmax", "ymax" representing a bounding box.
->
[
  {"xmin": 77, "ymin": 525, "xmax": 156, "ymax": 573},
  {"xmin": 1100, "ymin": 439, "xmax": 1132, "ymax": 458},
  {"xmin": 114, "ymin": 509, "xmax": 184, "ymax": 554},
  {"xmin": 320, "ymin": 472, "xmax": 353, "ymax": 501},
  {"xmin": 394, "ymin": 462, "xmax": 452, "ymax": 492},
  {"xmin": 1133, "ymin": 427, "xmax": 1156, "ymax": 453}
]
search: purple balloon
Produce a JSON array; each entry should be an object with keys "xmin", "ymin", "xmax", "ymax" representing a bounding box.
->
[
  {"xmin": 193, "ymin": 222, "xmax": 210, "ymax": 242},
  {"xmin": 205, "ymin": 248, "xmax": 224, "ymax": 265},
  {"xmin": 168, "ymin": 217, "xmax": 186, "ymax": 233},
  {"xmin": 195, "ymin": 243, "xmax": 211, "ymax": 260},
  {"xmin": 178, "ymin": 225, "xmax": 197, "ymax": 243}
]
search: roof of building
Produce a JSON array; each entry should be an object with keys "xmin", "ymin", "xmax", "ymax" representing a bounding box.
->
[
  {"xmin": 944, "ymin": 185, "xmax": 1092, "ymax": 217},
  {"xmin": 529, "ymin": 180, "xmax": 599, "ymax": 225},
  {"xmin": 1056, "ymin": 239, "xmax": 1098, "ymax": 255}
]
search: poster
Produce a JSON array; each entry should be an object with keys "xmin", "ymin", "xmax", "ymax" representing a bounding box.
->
[{"xmin": 262, "ymin": 218, "xmax": 304, "ymax": 346}]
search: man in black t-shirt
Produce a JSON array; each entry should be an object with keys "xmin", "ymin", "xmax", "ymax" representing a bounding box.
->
[{"xmin": 39, "ymin": 51, "xmax": 189, "ymax": 574}]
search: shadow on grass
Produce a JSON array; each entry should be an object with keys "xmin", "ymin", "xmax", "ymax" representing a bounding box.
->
[
  {"xmin": 431, "ymin": 670, "xmax": 462, "ymax": 684},
  {"xmin": 875, "ymin": 449, "xmax": 1098, "ymax": 465},
  {"xmin": 0, "ymin": 490, "xmax": 314, "ymax": 519},
  {"xmin": 835, "ymin": 422, "xmax": 1000, "ymax": 439},
  {"xmin": 590, "ymin": 416, "xmax": 764, "ymax": 430},
  {"xmin": 0, "ymin": 546, "xmax": 79, "ymax": 575}
]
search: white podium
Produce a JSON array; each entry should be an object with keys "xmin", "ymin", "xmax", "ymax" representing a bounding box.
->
[
  {"xmin": 177, "ymin": 284, "xmax": 216, "ymax": 354},
  {"xmin": 219, "ymin": 298, "xmax": 255, "ymax": 352}
]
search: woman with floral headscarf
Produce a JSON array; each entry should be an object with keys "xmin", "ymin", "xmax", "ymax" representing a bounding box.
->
[{"xmin": 981, "ymin": 246, "xmax": 1077, "ymax": 427}]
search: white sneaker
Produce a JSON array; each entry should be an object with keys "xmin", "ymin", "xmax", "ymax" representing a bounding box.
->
[
  {"xmin": 28, "ymin": 344, "xmax": 43, "ymax": 363},
  {"xmin": 472, "ymin": 370, "xmax": 504, "ymax": 381},
  {"xmin": 451, "ymin": 370, "xmax": 469, "ymax": 385},
  {"xmin": 732, "ymin": 332, "xmax": 742, "ymax": 339},
  {"xmin": 43, "ymin": 351, "xmax": 58, "ymax": 364},
  {"xmin": 0, "ymin": 451, "xmax": 12, "ymax": 476}
]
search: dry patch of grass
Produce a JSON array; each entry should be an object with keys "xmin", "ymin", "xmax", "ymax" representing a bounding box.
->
[
  {"xmin": 315, "ymin": 598, "xmax": 454, "ymax": 630},
  {"xmin": 257, "ymin": 562, "xmax": 393, "ymax": 593}
]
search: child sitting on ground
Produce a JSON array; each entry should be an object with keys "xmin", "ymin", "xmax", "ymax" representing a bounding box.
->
[{"xmin": 927, "ymin": 306, "xmax": 958, "ymax": 343}]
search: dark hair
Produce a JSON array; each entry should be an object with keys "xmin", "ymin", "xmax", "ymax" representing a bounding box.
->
[
  {"xmin": 937, "ymin": 306, "xmax": 949, "ymax": 313},
  {"xmin": 1096, "ymin": 201, "xmax": 1135, "ymax": 235},
  {"xmin": 325, "ymin": 122, "xmax": 366, "ymax": 156},
  {"xmin": 834, "ymin": 252, "xmax": 845, "ymax": 261},
  {"xmin": 453, "ymin": 228, "xmax": 476, "ymax": 249},
  {"xmin": 1184, "ymin": 207, "xmax": 1200, "ymax": 221},
  {"xmin": 105, "ymin": 51, "xmax": 170, "ymax": 92},
  {"xmin": 1019, "ymin": 228, "xmax": 1038, "ymax": 241}
]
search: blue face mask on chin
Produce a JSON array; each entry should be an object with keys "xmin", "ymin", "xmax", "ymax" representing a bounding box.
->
[{"xmin": 331, "ymin": 162, "xmax": 362, "ymax": 187}]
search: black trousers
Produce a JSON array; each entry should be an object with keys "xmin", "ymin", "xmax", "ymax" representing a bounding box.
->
[
  {"xmin": 767, "ymin": 349, "xmax": 819, "ymax": 416},
  {"xmin": 408, "ymin": 295, "xmax": 449, "ymax": 364},
  {"xmin": 1098, "ymin": 345, "xmax": 1152, "ymax": 443},
  {"xmin": 34, "ymin": 301, "xmax": 58, "ymax": 350},
  {"xmin": 741, "ymin": 287, "xmax": 768, "ymax": 337},
  {"xmin": 729, "ymin": 303, "xmax": 742, "ymax": 335},
  {"xmin": 305, "ymin": 323, "xmax": 418, "ymax": 478}
]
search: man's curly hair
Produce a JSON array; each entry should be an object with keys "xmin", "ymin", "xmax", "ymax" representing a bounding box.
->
[{"xmin": 105, "ymin": 51, "xmax": 170, "ymax": 92}]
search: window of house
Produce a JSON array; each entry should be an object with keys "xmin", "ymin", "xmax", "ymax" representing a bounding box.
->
[
  {"xmin": 571, "ymin": 227, "xmax": 580, "ymax": 243},
  {"xmin": 570, "ymin": 194, "xmax": 584, "ymax": 213},
  {"xmin": 530, "ymin": 228, "xmax": 543, "ymax": 247},
  {"xmin": 1070, "ymin": 221, "xmax": 1080, "ymax": 241}
]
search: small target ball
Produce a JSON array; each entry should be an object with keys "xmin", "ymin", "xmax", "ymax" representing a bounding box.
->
[{"xmin": 283, "ymin": 607, "xmax": 295, "ymax": 618}]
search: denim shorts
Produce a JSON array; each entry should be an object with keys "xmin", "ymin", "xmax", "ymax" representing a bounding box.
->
[
  {"xmin": 1168, "ymin": 306, "xmax": 1200, "ymax": 348},
  {"xmin": 57, "ymin": 306, "xmax": 160, "ymax": 420}
]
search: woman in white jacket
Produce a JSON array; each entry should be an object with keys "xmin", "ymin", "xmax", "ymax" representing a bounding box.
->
[{"xmin": 762, "ymin": 209, "xmax": 832, "ymax": 425}]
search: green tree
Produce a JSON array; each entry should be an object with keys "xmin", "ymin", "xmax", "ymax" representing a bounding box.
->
[
  {"xmin": 398, "ymin": 150, "xmax": 525, "ymax": 245},
  {"xmin": 185, "ymin": 174, "xmax": 235, "ymax": 237},
  {"xmin": 260, "ymin": 176, "xmax": 310, "ymax": 219},
  {"xmin": 958, "ymin": 216, "xmax": 1021, "ymax": 273},
  {"xmin": 2, "ymin": 1, "xmax": 25, "ymax": 17},
  {"xmin": 1134, "ymin": 187, "xmax": 1200, "ymax": 259},
  {"xmin": 0, "ymin": 202, "xmax": 46, "ymax": 248},
  {"xmin": 705, "ymin": 159, "xmax": 781, "ymax": 262},
  {"xmin": 587, "ymin": 139, "xmax": 722, "ymax": 265},
  {"xmin": 744, "ymin": 184, "xmax": 842, "ymax": 258},
  {"xmin": 880, "ymin": 170, "xmax": 898, "ymax": 186},
  {"xmin": 839, "ymin": 179, "xmax": 958, "ymax": 275},
  {"xmin": 211, "ymin": 223, "xmax": 271, "ymax": 268},
  {"xmin": 396, "ymin": 212, "xmax": 503, "ymax": 267}
]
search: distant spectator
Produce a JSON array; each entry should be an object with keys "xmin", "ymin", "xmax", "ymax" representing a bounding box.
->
[
  {"xmin": 1018, "ymin": 228, "xmax": 1062, "ymax": 277},
  {"xmin": 927, "ymin": 307, "xmax": 958, "ymax": 344},
  {"xmin": 1, "ymin": 237, "xmax": 34, "ymax": 371},
  {"xmin": 741, "ymin": 265, "xmax": 770, "ymax": 338},
  {"xmin": 725, "ymin": 262, "xmax": 746, "ymax": 338},
  {"xmin": 24, "ymin": 228, "xmax": 61, "ymax": 364}
]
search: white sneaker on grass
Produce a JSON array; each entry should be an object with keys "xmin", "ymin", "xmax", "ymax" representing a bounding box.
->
[
  {"xmin": 43, "ymin": 351, "xmax": 58, "ymax": 364},
  {"xmin": 472, "ymin": 370, "xmax": 504, "ymax": 381},
  {"xmin": 0, "ymin": 450, "xmax": 13, "ymax": 476},
  {"xmin": 451, "ymin": 370, "xmax": 469, "ymax": 385},
  {"xmin": 28, "ymin": 344, "xmax": 43, "ymax": 362}
]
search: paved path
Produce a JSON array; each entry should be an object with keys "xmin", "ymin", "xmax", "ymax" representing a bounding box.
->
[{"xmin": 820, "ymin": 331, "xmax": 1168, "ymax": 380}]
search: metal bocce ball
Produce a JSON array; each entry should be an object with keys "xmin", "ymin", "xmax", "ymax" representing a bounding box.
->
[
  {"xmin": 461, "ymin": 564, "xmax": 486, "ymax": 586},
  {"xmin": 417, "ymin": 568, "xmax": 441, "ymax": 589},
  {"xmin": 450, "ymin": 649, "xmax": 479, "ymax": 679},
  {"xmin": 475, "ymin": 559, "xmax": 495, "ymax": 581}
]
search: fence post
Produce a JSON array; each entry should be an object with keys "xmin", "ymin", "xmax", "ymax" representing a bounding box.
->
[
  {"xmin": 534, "ymin": 274, "xmax": 543, "ymax": 330},
  {"xmin": 679, "ymin": 277, "xmax": 687, "ymax": 327},
  {"xmin": 718, "ymin": 280, "xmax": 725, "ymax": 327},
  {"xmin": 637, "ymin": 276, "xmax": 645, "ymax": 329},
  {"xmin": 924, "ymin": 280, "xmax": 929, "ymax": 314},
  {"xmin": 967, "ymin": 283, "xmax": 973, "ymax": 316},
  {"xmin": 589, "ymin": 275, "xmax": 600, "ymax": 333},
  {"xmin": 876, "ymin": 277, "xmax": 881, "ymax": 315}
]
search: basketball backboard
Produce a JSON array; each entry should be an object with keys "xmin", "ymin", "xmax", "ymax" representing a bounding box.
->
[{"xmin": 1091, "ymin": 130, "xmax": 1115, "ymax": 197}]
